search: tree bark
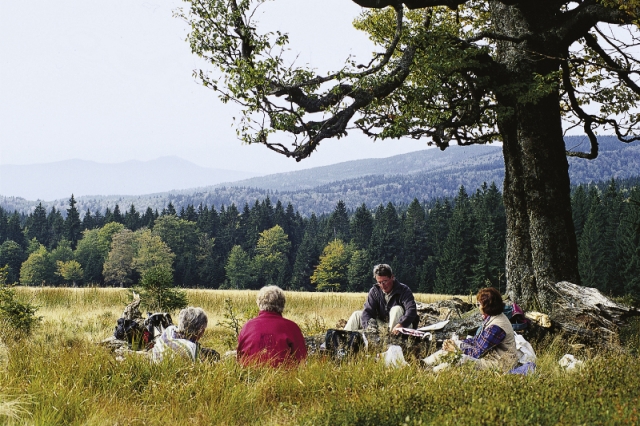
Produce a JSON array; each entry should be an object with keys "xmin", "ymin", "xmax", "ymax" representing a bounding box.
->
[{"xmin": 492, "ymin": 3, "xmax": 580, "ymax": 312}]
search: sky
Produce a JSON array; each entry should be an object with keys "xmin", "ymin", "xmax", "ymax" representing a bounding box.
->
[{"xmin": 0, "ymin": 0, "xmax": 431, "ymax": 175}]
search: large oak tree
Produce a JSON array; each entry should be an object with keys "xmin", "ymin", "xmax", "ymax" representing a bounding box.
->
[{"xmin": 180, "ymin": 0, "xmax": 640, "ymax": 311}]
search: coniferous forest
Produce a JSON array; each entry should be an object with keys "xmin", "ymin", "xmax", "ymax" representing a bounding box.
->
[{"xmin": 1, "ymin": 178, "xmax": 640, "ymax": 300}]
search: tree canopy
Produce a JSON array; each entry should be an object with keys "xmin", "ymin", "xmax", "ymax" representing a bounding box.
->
[{"xmin": 180, "ymin": 0, "xmax": 640, "ymax": 310}]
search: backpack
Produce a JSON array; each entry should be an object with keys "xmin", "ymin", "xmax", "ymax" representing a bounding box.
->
[
  {"xmin": 324, "ymin": 329, "xmax": 365, "ymax": 359},
  {"xmin": 503, "ymin": 303, "xmax": 530, "ymax": 331},
  {"xmin": 114, "ymin": 318, "xmax": 143, "ymax": 344}
]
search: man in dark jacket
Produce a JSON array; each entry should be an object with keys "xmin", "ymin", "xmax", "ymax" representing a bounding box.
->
[{"xmin": 344, "ymin": 264, "xmax": 418, "ymax": 335}]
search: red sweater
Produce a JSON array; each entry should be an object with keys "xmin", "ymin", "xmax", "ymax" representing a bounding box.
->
[{"xmin": 237, "ymin": 311, "xmax": 308, "ymax": 367}]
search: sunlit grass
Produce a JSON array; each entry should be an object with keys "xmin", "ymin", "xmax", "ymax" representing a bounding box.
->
[{"xmin": 2, "ymin": 287, "xmax": 639, "ymax": 425}]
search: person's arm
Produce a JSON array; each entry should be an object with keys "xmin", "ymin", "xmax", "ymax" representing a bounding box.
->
[
  {"xmin": 360, "ymin": 289, "xmax": 378, "ymax": 329},
  {"xmin": 460, "ymin": 325, "xmax": 506, "ymax": 358},
  {"xmin": 291, "ymin": 324, "xmax": 308, "ymax": 361},
  {"xmin": 397, "ymin": 287, "xmax": 418, "ymax": 328}
]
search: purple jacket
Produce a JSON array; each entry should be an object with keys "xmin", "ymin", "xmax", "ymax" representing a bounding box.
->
[{"xmin": 361, "ymin": 279, "xmax": 418, "ymax": 329}]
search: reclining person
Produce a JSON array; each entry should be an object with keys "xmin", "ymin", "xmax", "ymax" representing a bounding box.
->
[
  {"xmin": 152, "ymin": 306, "xmax": 209, "ymax": 362},
  {"xmin": 344, "ymin": 264, "xmax": 418, "ymax": 335},
  {"xmin": 237, "ymin": 285, "xmax": 307, "ymax": 367}
]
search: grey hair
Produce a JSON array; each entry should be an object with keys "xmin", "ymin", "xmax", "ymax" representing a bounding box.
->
[
  {"xmin": 177, "ymin": 307, "xmax": 208, "ymax": 341},
  {"xmin": 257, "ymin": 285, "xmax": 286, "ymax": 314},
  {"xmin": 373, "ymin": 263, "xmax": 393, "ymax": 278}
]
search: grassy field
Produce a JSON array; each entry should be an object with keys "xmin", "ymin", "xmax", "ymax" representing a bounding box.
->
[{"xmin": 1, "ymin": 287, "xmax": 639, "ymax": 425}]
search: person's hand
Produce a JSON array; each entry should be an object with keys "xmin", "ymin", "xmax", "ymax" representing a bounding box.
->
[
  {"xmin": 443, "ymin": 339, "xmax": 456, "ymax": 352},
  {"xmin": 391, "ymin": 323, "xmax": 403, "ymax": 335}
]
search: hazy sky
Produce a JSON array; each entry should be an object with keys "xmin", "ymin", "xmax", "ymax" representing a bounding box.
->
[{"xmin": 0, "ymin": 0, "xmax": 432, "ymax": 175}]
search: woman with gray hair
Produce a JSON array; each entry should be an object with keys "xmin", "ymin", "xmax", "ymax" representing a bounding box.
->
[
  {"xmin": 152, "ymin": 307, "xmax": 208, "ymax": 362},
  {"xmin": 237, "ymin": 286, "xmax": 307, "ymax": 367}
]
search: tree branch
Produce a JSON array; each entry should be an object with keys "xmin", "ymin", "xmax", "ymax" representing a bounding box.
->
[{"xmin": 557, "ymin": 1, "xmax": 637, "ymax": 48}]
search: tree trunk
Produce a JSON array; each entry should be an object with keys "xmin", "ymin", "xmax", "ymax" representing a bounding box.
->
[{"xmin": 492, "ymin": 3, "xmax": 580, "ymax": 312}]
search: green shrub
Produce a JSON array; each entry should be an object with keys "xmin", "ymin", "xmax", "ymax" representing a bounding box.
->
[
  {"xmin": 136, "ymin": 265, "xmax": 188, "ymax": 313},
  {"xmin": 0, "ymin": 266, "xmax": 41, "ymax": 339}
]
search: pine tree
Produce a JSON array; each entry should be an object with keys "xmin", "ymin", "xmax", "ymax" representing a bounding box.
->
[
  {"xmin": 65, "ymin": 195, "xmax": 82, "ymax": 249},
  {"xmin": 350, "ymin": 203, "xmax": 373, "ymax": 250},
  {"xmin": 470, "ymin": 183, "xmax": 506, "ymax": 292},
  {"xmin": 571, "ymin": 185, "xmax": 589, "ymax": 241},
  {"xmin": 399, "ymin": 199, "xmax": 428, "ymax": 290},
  {"xmin": 578, "ymin": 200, "xmax": 606, "ymax": 291},
  {"xmin": 141, "ymin": 207, "xmax": 156, "ymax": 229},
  {"xmin": 368, "ymin": 203, "xmax": 401, "ymax": 267},
  {"xmin": 347, "ymin": 249, "xmax": 371, "ymax": 292},
  {"xmin": 434, "ymin": 186, "xmax": 476, "ymax": 294},
  {"xmin": 617, "ymin": 188, "xmax": 640, "ymax": 299},
  {"xmin": 47, "ymin": 207, "xmax": 65, "ymax": 249},
  {"xmin": 25, "ymin": 203, "xmax": 49, "ymax": 247},
  {"xmin": 124, "ymin": 204, "xmax": 141, "ymax": 231},
  {"xmin": 326, "ymin": 200, "xmax": 350, "ymax": 243},
  {"xmin": 111, "ymin": 204, "xmax": 124, "ymax": 224},
  {"xmin": 82, "ymin": 209, "xmax": 95, "ymax": 231},
  {"xmin": 291, "ymin": 214, "xmax": 322, "ymax": 290},
  {"xmin": 601, "ymin": 179, "xmax": 624, "ymax": 294},
  {"xmin": 0, "ymin": 241, "xmax": 26, "ymax": 284},
  {"xmin": 6, "ymin": 212, "xmax": 27, "ymax": 249}
]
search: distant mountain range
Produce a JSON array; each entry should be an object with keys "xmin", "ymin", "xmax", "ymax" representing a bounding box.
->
[
  {"xmin": 2, "ymin": 136, "xmax": 639, "ymax": 216},
  {"xmin": 0, "ymin": 156, "xmax": 259, "ymax": 201}
]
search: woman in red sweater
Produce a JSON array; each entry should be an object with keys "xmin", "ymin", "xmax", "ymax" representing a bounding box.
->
[{"xmin": 237, "ymin": 285, "xmax": 307, "ymax": 367}]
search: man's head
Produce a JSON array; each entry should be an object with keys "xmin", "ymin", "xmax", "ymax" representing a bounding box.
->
[
  {"xmin": 373, "ymin": 264, "xmax": 395, "ymax": 294},
  {"xmin": 257, "ymin": 285, "xmax": 286, "ymax": 314}
]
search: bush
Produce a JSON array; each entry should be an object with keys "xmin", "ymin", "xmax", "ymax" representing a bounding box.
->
[
  {"xmin": 0, "ymin": 266, "xmax": 41, "ymax": 339},
  {"xmin": 136, "ymin": 265, "xmax": 188, "ymax": 312}
]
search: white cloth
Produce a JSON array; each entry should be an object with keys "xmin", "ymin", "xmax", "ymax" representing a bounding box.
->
[
  {"xmin": 514, "ymin": 333, "xmax": 537, "ymax": 364},
  {"xmin": 379, "ymin": 345, "xmax": 408, "ymax": 368},
  {"xmin": 151, "ymin": 325, "xmax": 198, "ymax": 362}
]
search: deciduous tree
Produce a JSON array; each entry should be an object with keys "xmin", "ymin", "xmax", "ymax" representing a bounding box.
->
[{"xmin": 180, "ymin": 0, "xmax": 640, "ymax": 311}]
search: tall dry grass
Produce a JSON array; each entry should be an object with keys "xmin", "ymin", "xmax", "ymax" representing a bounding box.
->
[{"xmin": 1, "ymin": 287, "xmax": 638, "ymax": 425}]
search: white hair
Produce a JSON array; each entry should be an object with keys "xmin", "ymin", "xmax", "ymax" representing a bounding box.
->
[
  {"xmin": 257, "ymin": 286, "xmax": 286, "ymax": 314},
  {"xmin": 177, "ymin": 307, "xmax": 208, "ymax": 341}
]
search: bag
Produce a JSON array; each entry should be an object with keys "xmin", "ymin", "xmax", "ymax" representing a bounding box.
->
[
  {"xmin": 143, "ymin": 313, "xmax": 173, "ymax": 349},
  {"xmin": 114, "ymin": 318, "xmax": 143, "ymax": 344},
  {"xmin": 503, "ymin": 303, "xmax": 530, "ymax": 331},
  {"xmin": 324, "ymin": 329, "xmax": 364, "ymax": 358}
]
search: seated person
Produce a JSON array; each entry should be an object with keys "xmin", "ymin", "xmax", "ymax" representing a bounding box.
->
[
  {"xmin": 344, "ymin": 264, "xmax": 418, "ymax": 335},
  {"xmin": 440, "ymin": 287, "xmax": 518, "ymax": 371},
  {"xmin": 237, "ymin": 285, "xmax": 307, "ymax": 367},
  {"xmin": 152, "ymin": 306, "xmax": 208, "ymax": 362}
]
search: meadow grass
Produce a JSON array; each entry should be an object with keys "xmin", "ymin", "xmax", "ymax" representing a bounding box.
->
[{"xmin": 1, "ymin": 288, "xmax": 639, "ymax": 425}]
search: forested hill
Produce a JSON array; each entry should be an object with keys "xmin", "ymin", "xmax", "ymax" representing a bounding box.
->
[{"xmin": 2, "ymin": 136, "xmax": 639, "ymax": 216}]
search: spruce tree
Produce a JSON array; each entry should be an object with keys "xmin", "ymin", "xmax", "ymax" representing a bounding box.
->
[
  {"xmin": 368, "ymin": 203, "xmax": 401, "ymax": 267},
  {"xmin": 399, "ymin": 199, "xmax": 428, "ymax": 290},
  {"xmin": 578, "ymin": 200, "xmax": 606, "ymax": 291},
  {"xmin": 347, "ymin": 249, "xmax": 371, "ymax": 292},
  {"xmin": 6, "ymin": 212, "xmax": 27, "ymax": 249},
  {"xmin": 65, "ymin": 195, "xmax": 82, "ymax": 248},
  {"xmin": 124, "ymin": 204, "xmax": 140, "ymax": 231},
  {"xmin": 82, "ymin": 209, "xmax": 95, "ymax": 231},
  {"xmin": 434, "ymin": 187, "xmax": 476, "ymax": 294},
  {"xmin": 47, "ymin": 207, "xmax": 65, "ymax": 249},
  {"xmin": 350, "ymin": 203, "xmax": 373, "ymax": 250},
  {"xmin": 617, "ymin": 188, "xmax": 640, "ymax": 299},
  {"xmin": 291, "ymin": 214, "xmax": 322, "ymax": 290},
  {"xmin": 326, "ymin": 200, "xmax": 350, "ymax": 243},
  {"xmin": 25, "ymin": 203, "xmax": 49, "ymax": 247}
]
